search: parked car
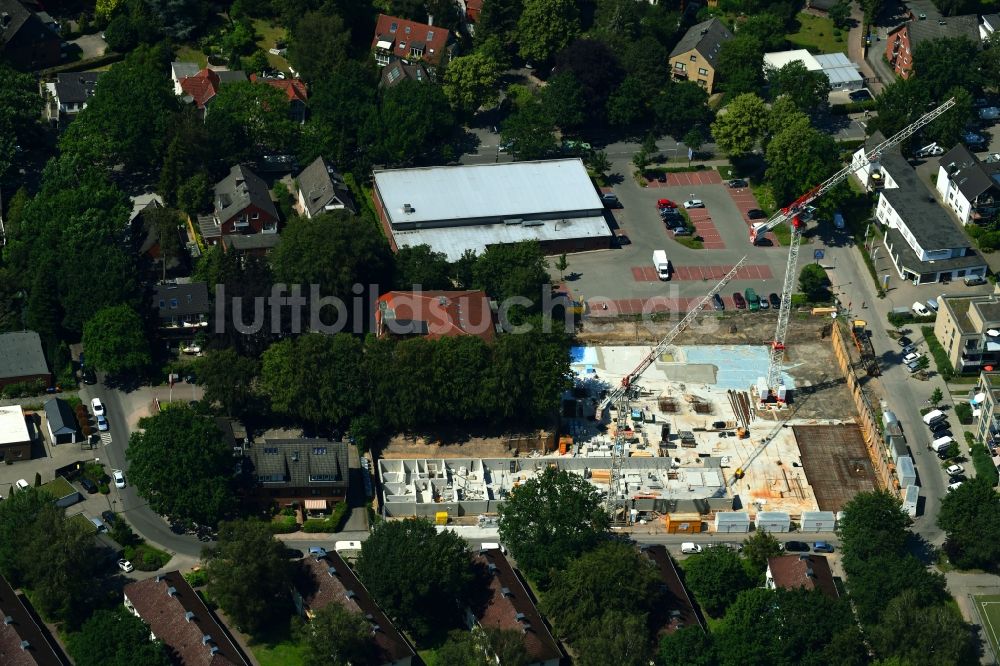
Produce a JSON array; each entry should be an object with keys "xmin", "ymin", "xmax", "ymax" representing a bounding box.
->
[
  {"xmin": 758, "ymin": 295, "xmax": 770, "ymax": 310},
  {"xmin": 683, "ymin": 199, "xmax": 705, "ymax": 209},
  {"xmin": 812, "ymin": 541, "xmax": 835, "ymax": 553},
  {"xmin": 713, "ymin": 294, "xmax": 725, "ymax": 311},
  {"xmin": 117, "ymin": 559, "xmax": 134, "ymax": 573},
  {"xmin": 946, "ymin": 464, "xmax": 965, "ymax": 477},
  {"xmin": 733, "ymin": 292, "xmax": 747, "ymax": 309},
  {"xmin": 657, "ymin": 198, "xmax": 677, "ymax": 209},
  {"xmin": 660, "ymin": 208, "xmax": 682, "ymax": 219},
  {"xmin": 746, "ymin": 208, "xmax": 767, "ymax": 220},
  {"xmin": 833, "ymin": 212, "xmax": 845, "ymax": 229},
  {"xmin": 601, "ymin": 192, "xmax": 620, "ymax": 207},
  {"xmin": 727, "ymin": 178, "xmax": 748, "ymax": 188},
  {"xmin": 897, "ymin": 336, "xmax": 913, "ymax": 347},
  {"xmin": 91, "ymin": 398, "xmax": 105, "ymax": 416},
  {"xmin": 82, "ymin": 368, "xmax": 96, "ymax": 385},
  {"xmin": 783, "ymin": 541, "xmax": 810, "ymax": 552},
  {"xmin": 113, "ymin": 469, "xmax": 126, "ymax": 489},
  {"xmin": 903, "ymin": 351, "xmax": 922, "ymax": 363},
  {"xmin": 769, "ymin": 293, "xmax": 781, "ymax": 308},
  {"xmin": 948, "ymin": 481, "xmax": 963, "ymax": 492},
  {"xmin": 680, "ymin": 542, "xmax": 703, "ymax": 554},
  {"xmin": 906, "ymin": 360, "xmax": 921, "ymax": 373},
  {"xmin": 979, "ymin": 107, "xmax": 1000, "ymax": 121},
  {"xmin": 901, "ymin": 344, "xmax": 917, "ymax": 355},
  {"xmin": 657, "ymin": 173, "xmax": 667, "ymax": 183},
  {"xmin": 671, "ymin": 227, "xmax": 692, "ymax": 236},
  {"xmin": 963, "ymin": 131, "xmax": 987, "ymax": 147},
  {"xmin": 80, "ymin": 477, "xmax": 97, "ymax": 494},
  {"xmin": 97, "ymin": 415, "xmax": 108, "ymax": 432},
  {"xmin": 911, "ymin": 301, "xmax": 930, "ymax": 316},
  {"xmin": 964, "ymin": 275, "xmax": 987, "ymax": 286},
  {"xmin": 930, "ymin": 419, "xmax": 951, "ymax": 433},
  {"xmin": 915, "ymin": 142, "xmax": 944, "ymax": 158},
  {"xmin": 101, "ymin": 510, "xmax": 117, "ymax": 525}
]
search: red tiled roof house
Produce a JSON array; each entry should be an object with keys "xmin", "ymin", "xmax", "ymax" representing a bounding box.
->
[
  {"xmin": 371, "ymin": 14, "xmax": 452, "ymax": 72},
  {"xmin": 376, "ymin": 290, "xmax": 496, "ymax": 342}
]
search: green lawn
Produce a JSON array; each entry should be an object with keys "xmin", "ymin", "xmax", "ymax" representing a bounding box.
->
[
  {"xmin": 786, "ymin": 13, "xmax": 847, "ymax": 54},
  {"xmin": 41, "ymin": 477, "xmax": 75, "ymax": 498},
  {"xmin": 253, "ymin": 19, "xmax": 290, "ymax": 71},
  {"xmin": 174, "ymin": 45, "xmax": 207, "ymax": 68},
  {"xmin": 975, "ymin": 595, "xmax": 1000, "ymax": 661},
  {"xmin": 248, "ymin": 621, "xmax": 306, "ymax": 666}
]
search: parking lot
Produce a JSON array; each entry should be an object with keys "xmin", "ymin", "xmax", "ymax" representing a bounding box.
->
[{"xmin": 553, "ymin": 167, "xmax": 796, "ymax": 314}]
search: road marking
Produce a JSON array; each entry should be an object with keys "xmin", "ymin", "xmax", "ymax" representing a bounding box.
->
[{"xmin": 101, "ymin": 432, "xmax": 113, "ymax": 446}]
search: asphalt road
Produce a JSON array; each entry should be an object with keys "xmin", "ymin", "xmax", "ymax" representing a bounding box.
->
[{"xmin": 79, "ymin": 379, "xmax": 208, "ymax": 558}]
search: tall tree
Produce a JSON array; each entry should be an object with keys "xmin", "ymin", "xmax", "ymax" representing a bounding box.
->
[
  {"xmin": 837, "ymin": 489, "xmax": 910, "ymax": 564},
  {"xmin": 203, "ymin": 519, "xmax": 293, "ymax": 634},
  {"xmin": 653, "ymin": 81, "xmax": 710, "ymax": 138},
  {"xmin": 937, "ymin": 476, "xmax": 1000, "ymax": 570},
  {"xmin": 355, "ymin": 519, "xmax": 473, "ymax": 641},
  {"xmin": 711, "ymin": 93, "xmax": 769, "ymax": 157},
  {"xmin": 498, "ymin": 468, "xmax": 608, "ymax": 585},
  {"xmin": 205, "ymin": 81, "xmax": 297, "ymax": 156},
  {"xmin": 741, "ymin": 529, "xmax": 782, "ymax": 580},
  {"xmin": 765, "ymin": 115, "xmax": 839, "ymax": 205},
  {"xmin": 68, "ymin": 608, "xmax": 171, "ymax": 666},
  {"xmin": 716, "ymin": 35, "xmax": 765, "ymax": 95},
  {"xmin": 297, "ymin": 603, "xmax": 372, "ymax": 666},
  {"xmin": 575, "ymin": 610, "xmax": 652, "ymax": 666},
  {"xmin": 542, "ymin": 542, "xmax": 661, "ymax": 641},
  {"xmin": 658, "ymin": 626, "xmax": 717, "ymax": 666},
  {"xmin": 553, "ymin": 38, "xmax": 622, "ymax": 123},
  {"xmin": 500, "ymin": 100, "xmax": 558, "ymax": 160},
  {"xmin": 541, "ymin": 72, "xmax": 587, "ymax": 130},
  {"xmin": 260, "ymin": 333, "xmax": 364, "ymax": 426},
  {"xmin": 82, "ymin": 305, "xmax": 151, "ymax": 376},
  {"xmin": 287, "ymin": 10, "xmax": 351, "ymax": 84},
  {"xmin": 60, "ymin": 44, "xmax": 178, "ymax": 172},
  {"xmin": 194, "ymin": 349, "xmax": 260, "ymax": 417},
  {"xmin": 393, "ymin": 244, "xmax": 453, "ymax": 289},
  {"xmin": 516, "ymin": 0, "xmax": 580, "ymax": 64},
  {"xmin": 0, "ymin": 487, "xmax": 53, "ymax": 585},
  {"xmin": 303, "ymin": 60, "xmax": 380, "ymax": 169},
  {"xmin": 0, "ymin": 64, "xmax": 39, "ymax": 181},
  {"xmin": 443, "ymin": 49, "xmax": 504, "ymax": 116},
  {"xmin": 684, "ymin": 546, "xmax": 754, "ymax": 618},
  {"xmin": 472, "ymin": 240, "xmax": 549, "ymax": 306},
  {"xmin": 913, "ymin": 37, "xmax": 982, "ymax": 99},
  {"xmin": 770, "ymin": 61, "xmax": 830, "ymax": 114},
  {"xmin": 476, "ymin": 0, "xmax": 523, "ymax": 48},
  {"xmin": 868, "ymin": 589, "xmax": 975, "ymax": 665},
  {"xmin": 126, "ymin": 406, "xmax": 236, "ymax": 527},
  {"xmin": 376, "ymin": 79, "xmax": 455, "ymax": 166}
]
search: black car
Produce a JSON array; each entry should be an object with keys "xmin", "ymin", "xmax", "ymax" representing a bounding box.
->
[
  {"xmin": 713, "ymin": 294, "xmax": 725, "ymax": 311},
  {"xmin": 727, "ymin": 178, "xmax": 748, "ymax": 188},
  {"xmin": 897, "ymin": 336, "xmax": 913, "ymax": 347},
  {"xmin": 783, "ymin": 541, "xmax": 810, "ymax": 553},
  {"xmin": 768, "ymin": 293, "xmax": 781, "ymax": 308},
  {"xmin": 747, "ymin": 208, "xmax": 768, "ymax": 220},
  {"xmin": 80, "ymin": 478, "xmax": 98, "ymax": 494},
  {"xmin": 82, "ymin": 368, "xmax": 97, "ymax": 385},
  {"xmin": 657, "ymin": 173, "xmax": 667, "ymax": 183},
  {"xmin": 930, "ymin": 421, "xmax": 950, "ymax": 434},
  {"xmin": 101, "ymin": 510, "xmax": 117, "ymax": 526}
]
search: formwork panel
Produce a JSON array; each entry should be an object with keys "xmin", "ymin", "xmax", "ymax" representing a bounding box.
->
[{"xmin": 793, "ymin": 424, "xmax": 876, "ymax": 512}]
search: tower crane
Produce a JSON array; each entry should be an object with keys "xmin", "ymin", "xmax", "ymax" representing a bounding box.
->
[
  {"xmin": 595, "ymin": 256, "xmax": 749, "ymax": 520},
  {"xmin": 750, "ymin": 98, "xmax": 956, "ymax": 407}
]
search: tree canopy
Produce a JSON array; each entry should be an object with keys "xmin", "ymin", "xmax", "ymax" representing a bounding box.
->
[
  {"xmin": 355, "ymin": 519, "xmax": 473, "ymax": 641},
  {"xmin": 82, "ymin": 305, "xmax": 151, "ymax": 376},
  {"xmin": 0, "ymin": 64, "xmax": 39, "ymax": 181},
  {"xmin": 711, "ymin": 94, "xmax": 769, "ymax": 157},
  {"xmin": 798, "ymin": 264, "xmax": 831, "ymax": 303},
  {"xmin": 297, "ymin": 603, "xmax": 372, "ymax": 666},
  {"xmin": 937, "ymin": 476, "xmax": 1000, "ymax": 570},
  {"xmin": 498, "ymin": 468, "xmax": 609, "ymax": 585},
  {"xmin": 203, "ymin": 519, "xmax": 293, "ymax": 634},
  {"xmin": 516, "ymin": 0, "xmax": 580, "ymax": 64},
  {"xmin": 683, "ymin": 545, "xmax": 754, "ymax": 618},
  {"xmin": 67, "ymin": 608, "xmax": 171, "ymax": 666},
  {"xmin": 770, "ymin": 61, "xmax": 830, "ymax": 114},
  {"xmin": 126, "ymin": 406, "xmax": 237, "ymax": 527}
]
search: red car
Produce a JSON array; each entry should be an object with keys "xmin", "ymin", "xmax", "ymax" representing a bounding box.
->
[
  {"xmin": 657, "ymin": 198, "xmax": 677, "ymax": 209},
  {"xmin": 733, "ymin": 292, "xmax": 747, "ymax": 310}
]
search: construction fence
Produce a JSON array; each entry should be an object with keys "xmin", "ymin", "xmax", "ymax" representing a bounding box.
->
[{"xmin": 831, "ymin": 320, "xmax": 896, "ymax": 494}]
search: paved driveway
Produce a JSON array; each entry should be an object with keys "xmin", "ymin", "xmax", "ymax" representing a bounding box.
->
[{"xmin": 71, "ymin": 33, "xmax": 107, "ymax": 60}]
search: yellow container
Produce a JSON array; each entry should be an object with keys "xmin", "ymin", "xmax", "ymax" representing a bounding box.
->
[{"xmin": 435, "ymin": 511, "xmax": 448, "ymax": 525}]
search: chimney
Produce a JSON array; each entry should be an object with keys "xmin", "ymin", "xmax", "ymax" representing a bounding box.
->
[
  {"xmin": 20, "ymin": 640, "xmax": 30, "ymax": 650},
  {"xmin": 166, "ymin": 586, "xmax": 177, "ymax": 597},
  {"xmin": 202, "ymin": 634, "xmax": 213, "ymax": 645},
  {"xmin": 185, "ymin": 611, "xmax": 195, "ymax": 622},
  {"xmin": 3, "ymin": 615, "xmax": 13, "ymax": 625},
  {"xmin": 327, "ymin": 566, "xmax": 337, "ymax": 577}
]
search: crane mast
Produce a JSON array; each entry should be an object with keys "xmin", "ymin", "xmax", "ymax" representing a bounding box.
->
[
  {"xmin": 598, "ymin": 256, "xmax": 749, "ymax": 520},
  {"xmin": 754, "ymin": 97, "xmax": 956, "ymax": 405}
]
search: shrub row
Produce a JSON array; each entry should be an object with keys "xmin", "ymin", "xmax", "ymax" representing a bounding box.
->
[{"xmin": 921, "ymin": 326, "xmax": 955, "ymax": 381}]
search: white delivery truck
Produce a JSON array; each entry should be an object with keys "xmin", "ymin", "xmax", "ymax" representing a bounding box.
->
[
  {"xmin": 922, "ymin": 409, "xmax": 946, "ymax": 426},
  {"xmin": 652, "ymin": 250, "xmax": 671, "ymax": 281},
  {"xmin": 931, "ymin": 435, "xmax": 954, "ymax": 452}
]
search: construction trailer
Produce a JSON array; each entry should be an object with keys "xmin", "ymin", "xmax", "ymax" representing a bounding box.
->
[
  {"xmin": 799, "ymin": 510, "xmax": 837, "ymax": 532},
  {"xmin": 897, "ymin": 456, "xmax": 916, "ymax": 489},
  {"xmin": 903, "ymin": 485, "xmax": 920, "ymax": 517},
  {"xmin": 664, "ymin": 513, "xmax": 704, "ymax": 534},
  {"xmin": 755, "ymin": 511, "xmax": 791, "ymax": 533},
  {"xmin": 715, "ymin": 512, "xmax": 751, "ymax": 533}
]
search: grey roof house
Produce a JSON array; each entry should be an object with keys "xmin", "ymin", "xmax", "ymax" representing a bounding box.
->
[
  {"xmin": 43, "ymin": 72, "xmax": 102, "ymax": 122},
  {"xmin": 936, "ymin": 144, "xmax": 1000, "ymax": 224},
  {"xmin": 380, "ymin": 59, "xmax": 428, "ymax": 87},
  {"xmin": 44, "ymin": 397, "xmax": 78, "ymax": 445},
  {"xmin": 293, "ymin": 157, "xmax": 357, "ymax": 218},
  {"xmin": 198, "ymin": 165, "xmax": 279, "ymax": 246},
  {"xmin": 0, "ymin": 0, "xmax": 60, "ymax": 71},
  {"xmin": 248, "ymin": 438, "xmax": 349, "ymax": 509},
  {"xmin": 153, "ymin": 281, "xmax": 211, "ymax": 333},
  {"xmin": 668, "ymin": 17, "xmax": 732, "ymax": 93},
  {"xmin": 0, "ymin": 330, "xmax": 51, "ymax": 390}
]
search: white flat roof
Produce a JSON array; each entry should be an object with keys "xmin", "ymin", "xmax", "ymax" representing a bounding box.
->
[
  {"xmin": 764, "ymin": 49, "xmax": 822, "ymax": 72},
  {"xmin": 374, "ymin": 159, "xmax": 603, "ymax": 226},
  {"xmin": 0, "ymin": 405, "xmax": 30, "ymax": 446},
  {"xmin": 391, "ymin": 215, "xmax": 611, "ymax": 261}
]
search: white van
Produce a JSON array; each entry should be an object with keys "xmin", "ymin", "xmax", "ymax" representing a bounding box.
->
[
  {"xmin": 931, "ymin": 435, "xmax": 954, "ymax": 452},
  {"xmin": 652, "ymin": 250, "xmax": 671, "ymax": 281},
  {"xmin": 922, "ymin": 409, "xmax": 946, "ymax": 426},
  {"xmin": 15, "ymin": 479, "xmax": 29, "ymax": 491},
  {"xmin": 912, "ymin": 301, "xmax": 930, "ymax": 316}
]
